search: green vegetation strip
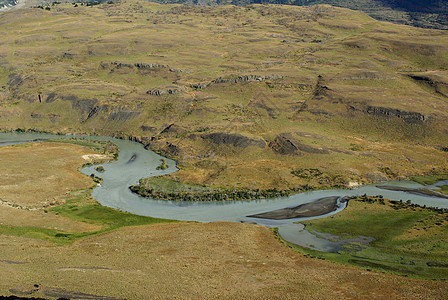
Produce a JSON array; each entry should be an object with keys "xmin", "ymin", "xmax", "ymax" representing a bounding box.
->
[
  {"xmin": 437, "ymin": 185, "xmax": 448, "ymax": 194},
  {"xmin": 130, "ymin": 177, "xmax": 311, "ymax": 201},
  {"xmin": 412, "ymin": 174, "xmax": 448, "ymax": 186},
  {"xmin": 285, "ymin": 195, "xmax": 448, "ymax": 280},
  {"xmin": 0, "ymin": 189, "xmax": 175, "ymax": 245}
]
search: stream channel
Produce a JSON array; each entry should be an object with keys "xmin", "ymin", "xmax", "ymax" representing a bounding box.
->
[{"xmin": 2, "ymin": 132, "xmax": 448, "ymax": 253}]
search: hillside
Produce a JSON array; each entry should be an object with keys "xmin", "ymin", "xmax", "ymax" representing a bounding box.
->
[
  {"xmin": 1, "ymin": 1, "xmax": 448, "ymax": 190},
  {"xmin": 3, "ymin": 0, "xmax": 448, "ymax": 29},
  {"xmin": 140, "ymin": 0, "xmax": 448, "ymax": 29}
]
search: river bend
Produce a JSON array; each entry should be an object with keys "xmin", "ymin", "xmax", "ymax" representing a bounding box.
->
[{"xmin": 2, "ymin": 132, "xmax": 447, "ymax": 251}]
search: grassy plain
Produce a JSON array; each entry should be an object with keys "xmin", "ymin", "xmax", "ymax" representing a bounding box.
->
[
  {"xmin": 0, "ymin": 141, "xmax": 172, "ymax": 244},
  {"xmin": 0, "ymin": 142, "xmax": 447, "ymax": 299},
  {"xmin": 0, "ymin": 1, "xmax": 447, "ymax": 191},
  {"xmin": 295, "ymin": 196, "xmax": 448, "ymax": 280}
]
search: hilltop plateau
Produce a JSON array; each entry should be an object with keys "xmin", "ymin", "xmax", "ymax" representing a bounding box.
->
[{"xmin": 1, "ymin": 1, "xmax": 448, "ymax": 191}]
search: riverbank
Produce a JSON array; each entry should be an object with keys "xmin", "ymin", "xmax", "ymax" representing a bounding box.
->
[
  {"xmin": 287, "ymin": 195, "xmax": 448, "ymax": 280},
  {"xmin": 129, "ymin": 176, "xmax": 311, "ymax": 202},
  {"xmin": 0, "ymin": 140, "xmax": 174, "ymax": 245},
  {"xmin": 4, "ymin": 128, "xmax": 448, "ymax": 198}
]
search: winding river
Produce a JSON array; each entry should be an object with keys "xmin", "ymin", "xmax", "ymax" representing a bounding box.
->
[{"xmin": 2, "ymin": 132, "xmax": 448, "ymax": 252}]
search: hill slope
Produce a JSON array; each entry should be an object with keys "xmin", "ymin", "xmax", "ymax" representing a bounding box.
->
[
  {"xmin": 1, "ymin": 1, "xmax": 448, "ymax": 190},
  {"xmin": 138, "ymin": 0, "xmax": 448, "ymax": 29}
]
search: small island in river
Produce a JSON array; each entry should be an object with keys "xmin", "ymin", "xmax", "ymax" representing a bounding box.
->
[{"xmin": 247, "ymin": 196, "xmax": 351, "ymax": 220}]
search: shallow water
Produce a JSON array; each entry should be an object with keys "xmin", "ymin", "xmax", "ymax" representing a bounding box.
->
[{"xmin": 2, "ymin": 132, "xmax": 447, "ymax": 252}]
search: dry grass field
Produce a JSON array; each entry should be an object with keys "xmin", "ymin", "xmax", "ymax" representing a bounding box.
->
[
  {"xmin": 2, "ymin": 222, "xmax": 448, "ymax": 299},
  {"xmin": 0, "ymin": 142, "xmax": 107, "ymax": 232}
]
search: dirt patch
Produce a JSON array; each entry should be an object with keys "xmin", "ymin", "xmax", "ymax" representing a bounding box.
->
[
  {"xmin": 82, "ymin": 154, "xmax": 110, "ymax": 161},
  {"xmin": 365, "ymin": 106, "xmax": 428, "ymax": 123}
]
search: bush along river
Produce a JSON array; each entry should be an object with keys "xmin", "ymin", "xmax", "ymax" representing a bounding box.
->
[{"xmin": 1, "ymin": 132, "xmax": 448, "ymax": 252}]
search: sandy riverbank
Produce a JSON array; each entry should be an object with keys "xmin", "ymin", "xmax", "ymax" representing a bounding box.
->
[{"xmin": 248, "ymin": 196, "xmax": 350, "ymax": 220}]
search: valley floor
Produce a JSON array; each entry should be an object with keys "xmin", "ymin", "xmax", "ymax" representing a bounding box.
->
[{"xmin": 0, "ymin": 141, "xmax": 447, "ymax": 299}]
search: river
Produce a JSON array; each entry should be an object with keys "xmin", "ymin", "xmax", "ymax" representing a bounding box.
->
[{"xmin": 1, "ymin": 132, "xmax": 447, "ymax": 252}]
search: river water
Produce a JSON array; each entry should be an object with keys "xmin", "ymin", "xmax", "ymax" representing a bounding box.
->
[{"xmin": 2, "ymin": 132, "xmax": 447, "ymax": 251}]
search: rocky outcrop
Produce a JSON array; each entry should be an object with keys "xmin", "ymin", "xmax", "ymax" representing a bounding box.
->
[
  {"xmin": 365, "ymin": 106, "xmax": 428, "ymax": 123},
  {"xmin": 85, "ymin": 105, "xmax": 107, "ymax": 122},
  {"xmin": 268, "ymin": 135, "xmax": 302, "ymax": 156},
  {"xmin": 439, "ymin": 146, "xmax": 448, "ymax": 152},
  {"xmin": 191, "ymin": 74, "xmax": 283, "ymax": 90},
  {"xmin": 214, "ymin": 74, "xmax": 282, "ymax": 84},
  {"xmin": 147, "ymin": 86, "xmax": 185, "ymax": 96},
  {"xmin": 43, "ymin": 93, "xmax": 99, "ymax": 120},
  {"xmin": 146, "ymin": 140, "xmax": 181, "ymax": 157},
  {"xmin": 268, "ymin": 135, "xmax": 329, "ymax": 156},
  {"xmin": 201, "ymin": 132, "xmax": 266, "ymax": 148},
  {"xmin": 190, "ymin": 82, "xmax": 212, "ymax": 90},
  {"xmin": 135, "ymin": 63, "xmax": 181, "ymax": 73},
  {"xmin": 407, "ymin": 73, "xmax": 448, "ymax": 98},
  {"xmin": 102, "ymin": 61, "xmax": 182, "ymax": 73},
  {"xmin": 69, "ymin": 97, "xmax": 98, "ymax": 116}
]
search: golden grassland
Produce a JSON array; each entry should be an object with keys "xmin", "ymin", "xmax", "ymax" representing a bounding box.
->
[
  {"xmin": 0, "ymin": 142, "xmax": 105, "ymax": 233},
  {"xmin": 0, "ymin": 142, "xmax": 447, "ymax": 299},
  {"xmin": 0, "ymin": 1, "xmax": 448, "ymax": 190},
  {"xmin": 0, "ymin": 142, "xmax": 107, "ymax": 209}
]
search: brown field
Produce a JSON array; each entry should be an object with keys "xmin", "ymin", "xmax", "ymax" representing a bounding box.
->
[{"xmin": 0, "ymin": 142, "xmax": 447, "ymax": 299}]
